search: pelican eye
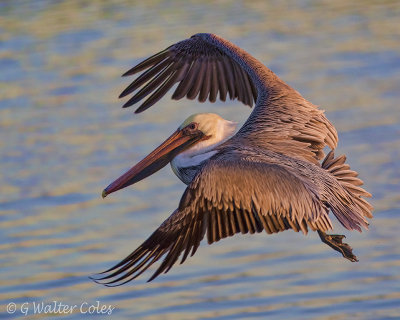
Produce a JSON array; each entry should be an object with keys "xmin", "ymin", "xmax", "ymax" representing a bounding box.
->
[{"xmin": 187, "ymin": 122, "xmax": 198, "ymax": 131}]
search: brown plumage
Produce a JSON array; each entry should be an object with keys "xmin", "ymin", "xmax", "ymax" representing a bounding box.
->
[{"xmin": 93, "ymin": 33, "xmax": 372, "ymax": 286}]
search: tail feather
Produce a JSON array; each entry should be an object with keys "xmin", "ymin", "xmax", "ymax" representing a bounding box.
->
[
  {"xmin": 334, "ymin": 170, "xmax": 358, "ymax": 178},
  {"xmin": 322, "ymin": 151, "xmax": 373, "ymax": 230}
]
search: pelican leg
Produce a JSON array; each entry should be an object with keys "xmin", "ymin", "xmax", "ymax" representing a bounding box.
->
[{"xmin": 317, "ymin": 230, "xmax": 358, "ymax": 262}]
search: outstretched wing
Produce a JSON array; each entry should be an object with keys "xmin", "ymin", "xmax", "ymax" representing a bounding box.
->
[
  {"xmin": 120, "ymin": 35, "xmax": 257, "ymax": 113},
  {"xmin": 93, "ymin": 155, "xmax": 333, "ymax": 285},
  {"xmin": 119, "ymin": 33, "xmax": 337, "ymax": 162}
]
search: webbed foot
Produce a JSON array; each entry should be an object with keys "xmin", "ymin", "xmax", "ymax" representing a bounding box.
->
[{"xmin": 317, "ymin": 230, "xmax": 358, "ymax": 262}]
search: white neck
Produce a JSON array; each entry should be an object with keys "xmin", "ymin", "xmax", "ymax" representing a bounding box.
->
[
  {"xmin": 172, "ymin": 149, "xmax": 218, "ymax": 170},
  {"xmin": 170, "ymin": 118, "xmax": 237, "ymax": 184}
]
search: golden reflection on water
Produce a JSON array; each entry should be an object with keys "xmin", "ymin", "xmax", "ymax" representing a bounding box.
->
[{"xmin": 1, "ymin": 0, "xmax": 400, "ymax": 319}]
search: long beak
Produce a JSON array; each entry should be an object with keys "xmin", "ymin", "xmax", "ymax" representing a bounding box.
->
[{"xmin": 102, "ymin": 129, "xmax": 203, "ymax": 198}]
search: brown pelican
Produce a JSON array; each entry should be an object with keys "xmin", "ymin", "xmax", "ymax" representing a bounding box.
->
[{"xmin": 93, "ymin": 33, "xmax": 373, "ymax": 286}]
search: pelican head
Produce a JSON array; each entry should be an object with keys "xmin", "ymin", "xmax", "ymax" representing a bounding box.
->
[{"xmin": 102, "ymin": 113, "xmax": 237, "ymax": 197}]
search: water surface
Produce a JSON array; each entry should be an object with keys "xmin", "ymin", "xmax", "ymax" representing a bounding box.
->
[{"xmin": 1, "ymin": 1, "xmax": 400, "ymax": 319}]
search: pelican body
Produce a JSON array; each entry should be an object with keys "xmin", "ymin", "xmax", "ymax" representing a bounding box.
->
[{"xmin": 94, "ymin": 33, "xmax": 373, "ymax": 286}]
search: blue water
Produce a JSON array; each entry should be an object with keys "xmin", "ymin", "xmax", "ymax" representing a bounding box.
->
[{"xmin": 1, "ymin": 1, "xmax": 399, "ymax": 319}]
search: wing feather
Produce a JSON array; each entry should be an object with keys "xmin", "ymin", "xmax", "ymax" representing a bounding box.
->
[
  {"xmin": 136, "ymin": 61, "xmax": 190, "ymax": 113},
  {"xmin": 172, "ymin": 60, "xmax": 199, "ymax": 100},
  {"xmin": 209, "ymin": 60, "xmax": 218, "ymax": 103},
  {"xmin": 221, "ymin": 57, "xmax": 236, "ymax": 99},
  {"xmin": 187, "ymin": 58, "xmax": 207, "ymax": 100},
  {"xmin": 119, "ymin": 58, "xmax": 171, "ymax": 98},
  {"xmin": 216, "ymin": 60, "xmax": 228, "ymax": 101},
  {"xmin": 122, "ymin": 48, "xmax": 171, "ymax": 76},
  {"xmin": 122, "ymin": 62, "xmax": 176, "ymax": 108},
  {"xmin": 199, "ymin": 59, "xmax": 212, "ymax": 103}
]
